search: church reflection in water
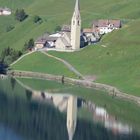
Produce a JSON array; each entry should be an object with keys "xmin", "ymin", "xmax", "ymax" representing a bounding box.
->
[{"xmin": 29, "ymin": 89, "xmax": 132, "ymax": 140}]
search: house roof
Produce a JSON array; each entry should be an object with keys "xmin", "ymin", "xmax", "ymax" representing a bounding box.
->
[
  {"xmin": 35, "ymin": 33, "xmax": 58, "ymax": 44},
  {"xmin": 61, "ymin": 25, "xmax": 71, "ymax": 32},
  {"xmin": 93, "ymin": 19, "xmax": 121, "ymax": 28},
  {"xmin": 83, "ymin": 28, "xmax": 93, "ymax": 33}
]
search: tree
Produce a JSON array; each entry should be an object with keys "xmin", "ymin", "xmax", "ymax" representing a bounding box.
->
[
  {"xmin": 15, "ymin": 9, "xmax": 27, "ymax": 22},
  {"xmin": 23, "ymin": 39, "xmax": 34, "ymax": 51},
  {"xmin": 28, "ymin": 39, "xmax": 34, "ymax": 50},
  {"xmin": 33, "ymin": 15, "xmax": 42, "ymax": 23},
  {"xmin": 0, "ymin": 47, "xmax": 23, "ymax": 65},
  {"xmin": 6, "ymin": 25, "xmax": 15, "ymax": 32},
  {"xmin": 54, "ymin": 25, "xmax": 61, "ymax": 32}
]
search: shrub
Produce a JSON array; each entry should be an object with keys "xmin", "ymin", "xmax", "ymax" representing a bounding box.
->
[
  {"xmin": 15, "ymin": 9, "xmax": 28, "ymax": 22},
  {"xmin": 33, "ymin": 15, "xmax": 42, "ymax": 23},
  {"xmin": 6, "ymin": 25, "xmax": 15, "ymax": 32}
]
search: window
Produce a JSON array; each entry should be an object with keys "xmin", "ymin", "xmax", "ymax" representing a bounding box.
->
[{"xmin": 78, "ymin": 20, "xmax": 80, "ymax": 25}]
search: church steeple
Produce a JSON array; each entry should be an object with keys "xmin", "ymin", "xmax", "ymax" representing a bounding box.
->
[
  {"xmin": 71, "ymin": 0, "xmax": 81, "ymax": 50},
  {"xmin": 74, "ymin": 0, "xmax": 80, "ymax": 18}
]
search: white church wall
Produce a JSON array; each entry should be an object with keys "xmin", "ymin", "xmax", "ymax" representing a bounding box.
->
[{"xmin": 55, "ymin": 38, "xmax": 66, "ymax": 50}]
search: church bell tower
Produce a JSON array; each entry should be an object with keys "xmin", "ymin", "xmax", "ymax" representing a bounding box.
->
[{"xmin": 71, "ymin": 0, "xmax": 81, "ymax": 50}]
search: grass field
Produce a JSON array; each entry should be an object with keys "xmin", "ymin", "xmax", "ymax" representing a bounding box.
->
[
  {"xmin": 49, "ymin": 20, "xmax": 140, "ymax": 96},
  {"xmin": 1, "ymin": 0, "xmax": 140, "ymax": 96},
  {"xmin": 0, "ymin": 0, "xmax": 140, "ymax": 52},
  {"xmin": 11, "ymin": 51, "xmax": 77, "ymax": 78}
]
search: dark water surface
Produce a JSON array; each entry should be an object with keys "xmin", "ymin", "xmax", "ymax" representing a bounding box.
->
[{"xmin": 0, "ymin": 77, "xmax": 140, "ymax": 140}]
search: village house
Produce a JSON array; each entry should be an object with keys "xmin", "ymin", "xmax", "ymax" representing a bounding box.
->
[
  {"xmin": 92, "ymin": 19, "xmax": 121, "ymax": 34},
  {"xmin": 35, "ymin": 0, "xmax": 81, "ymax": 51},
  {"xmin": 0, "ymin": 7, "xmax": 11, "ymax": 16},
  {"xmin": 34, "ymin": 0, "xmax": 122, "ymax": 51},
  {"xmin": 35, "ymin": 33, "xmax": 58, "ymax": 50},
  {"xmin": 82, "ymin": 28, "xmax": 100, "ymax": 44}
]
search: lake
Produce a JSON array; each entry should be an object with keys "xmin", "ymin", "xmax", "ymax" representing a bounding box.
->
[{"xmin": 0, "ymin": 77, "xmax": 140, "ymax": 140}]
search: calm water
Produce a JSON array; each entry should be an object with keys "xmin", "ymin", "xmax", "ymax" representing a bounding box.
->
[{"xmin": 0, "ymin": 77, "xmax": 140, "ymax": 140}]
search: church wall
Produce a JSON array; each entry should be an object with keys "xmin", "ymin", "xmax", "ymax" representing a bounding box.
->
[{"xmin": 55, "ymin": 38, "xmax": 66, "ymax": 50}]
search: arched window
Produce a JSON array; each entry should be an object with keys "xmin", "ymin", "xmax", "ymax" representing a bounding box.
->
[
  {"xmin": 78, "ymin": 20, "xmax": 80, "ymax": 25},
  {"xmin": 73, "ymin": 20, "xmax": 75, "ymax": 25}
]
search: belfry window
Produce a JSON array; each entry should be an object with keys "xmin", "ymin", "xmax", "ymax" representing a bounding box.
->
[
  {"xmin": 78, "ymin": 20, "xmax": 80, "ymax": 25},
  {"xmin": 73, "ymin": 20, "xmax": 75, "ymax": 25}
]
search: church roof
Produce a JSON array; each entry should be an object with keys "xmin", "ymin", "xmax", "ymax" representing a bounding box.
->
[
  {"xmin": 61, "ymin": 25, "xmax": 71, "ymax": 32},
  {"xmin": 59, "ymin": 37, "xmax": 71, "ymax": 47},
  {"xmin": 35, "ymin": 33, "xmax": 58, "ymax": 44}
]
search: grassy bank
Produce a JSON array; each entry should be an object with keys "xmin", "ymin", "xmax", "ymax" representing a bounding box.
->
[{"xmin": 11, "ymin": 51, "xmax": 77, "ymax": 78}]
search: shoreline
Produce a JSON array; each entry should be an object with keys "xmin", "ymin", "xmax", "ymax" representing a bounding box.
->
[{"xmin": 7, "ymin": 70, "xmax": 140, "ymax": 106}]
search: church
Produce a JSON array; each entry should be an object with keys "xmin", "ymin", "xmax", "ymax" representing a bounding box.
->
[
  {"xmin": 55, "ymin": 0, "xmax": 81, "ymax": 51},
  {"xmin": 35, "ymin": 0, "xmax": 82, "ymax": 51}
]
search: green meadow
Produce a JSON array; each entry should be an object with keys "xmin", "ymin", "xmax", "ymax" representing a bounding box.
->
[
  {"xmin": 0, "ymin": 0, "xmax": 140, "ymax": 52},
  {"xmin": 0, "ymin": 0, "xmax": 140, "ymax": 96},
  {"xmin": 12, "ymin": 51, "xmax": 77, "ymax": 78},
  {"xmin": 49, "ymin": 20, "xmax": 140, "ymax": 96}
]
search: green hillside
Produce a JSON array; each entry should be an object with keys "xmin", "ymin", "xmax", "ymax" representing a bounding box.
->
[
  {"xmin": 1, "ymin": 0, "xmax": 140, "ymax": 96},
  {"xmin": 49, "ymin": 20, "xmax": 140, "ymax": 96},
  {"xmin": 11, "ymin": 51, "xmax": 77, "ymax": 78},
  {"xmin": 0, "ymin": 0, "xmax": 140, "ymax": 52}
]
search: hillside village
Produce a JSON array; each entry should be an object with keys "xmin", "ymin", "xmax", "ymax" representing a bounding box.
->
[
  {"xmin": 35, "ymin": 0, "xmax": 121, "ymax": 51},
  {"xmin": 0, "ymin": 0, "xmax": 140, "ymax": 139},
  {"xmin": 0, "ymin": 0, "xmax": 139, "ymax": 100}
]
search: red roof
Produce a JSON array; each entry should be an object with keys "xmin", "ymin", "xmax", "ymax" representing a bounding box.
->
[{"xmin": 93, "ymin": 19, "xmax": 121, "ymax": 28}]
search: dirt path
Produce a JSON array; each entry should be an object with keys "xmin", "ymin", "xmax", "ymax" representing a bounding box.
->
[
  {"xmin": 41, "ymin": 51, "xmax": 85, "ymax": 79},
  {"xmin": 10, "ymin": 51, "xmax": 35, "ymax": 66}
]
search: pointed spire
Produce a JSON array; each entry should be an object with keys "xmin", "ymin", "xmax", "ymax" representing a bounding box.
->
[
  {"xmin": 75, "ymin": 0, "xmax": 80, "ymax": 12},
  {"xmin": 73, "ymin": 0, "xmax": 80, "ymax": 18}
]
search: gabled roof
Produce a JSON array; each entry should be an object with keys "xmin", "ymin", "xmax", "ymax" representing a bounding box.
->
[
  {"xmin": 61, "ymin": 25, "xmax": 71, "ymax": 32},
  {"xmin": 93, "ymin": 19, "xmax": 121, "ymax": 28},
  {"xmin": 83, "ymin": 28, "xmax": 93, "ymax": 33},
  {"xmin": 35, "ymin": 33, "xmax": 58, "ymax": 44},
  {"xmin": 59, "ymin": 37, "xmax": 71, "ymax": 47}
]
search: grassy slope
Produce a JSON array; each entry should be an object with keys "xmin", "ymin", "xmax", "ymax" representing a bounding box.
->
[
  {"xmin": 49, "ymin": 20, "xmax": 140, "ymax": 96},
  {"xmin": 0, "ymin": 0, "xmax": 140, "ymax": 95},
  {"xmin": 11, "ymin": 51, "xmax": 77, "ymax": 78},
  {"xmin": 0, "ymin": 0, "xmax": 140, "ymax": 52}
]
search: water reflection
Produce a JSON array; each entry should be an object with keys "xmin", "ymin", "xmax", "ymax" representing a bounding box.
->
[
  {"xmin": 27, "ymin": 84, "xmax": 133, "ymax": 140},
  {"xmin": 0, "ymin": 78, "xmax": 139, "ymax": 140}
]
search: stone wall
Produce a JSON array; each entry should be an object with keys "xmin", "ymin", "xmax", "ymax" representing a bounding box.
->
[{"xmin": 7, "ymin": 70, "xmax": 140, "ymax": 106}]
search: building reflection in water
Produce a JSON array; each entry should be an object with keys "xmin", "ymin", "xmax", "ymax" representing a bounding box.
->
[
  {"xmin": 29, "ymin": 89, "xmax": 132, "ymax": 140},
  {"xmin": 66, "ymin": 96, "xmax": 77, "ymax": 140}
]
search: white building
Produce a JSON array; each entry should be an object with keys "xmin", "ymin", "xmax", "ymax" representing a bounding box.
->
[
  {"xmin": 0, "ymin": 8, "xmax": 11, "ymax": 16},
  {"xmin": 54, "ymin": 0, "xmax": 81, "ymax": 51},
  {"xmin": 93, "ymin": 19, "xmax": 121, "ymax": 34}
]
